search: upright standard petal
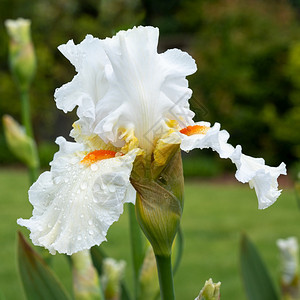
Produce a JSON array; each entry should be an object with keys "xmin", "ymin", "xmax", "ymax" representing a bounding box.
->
[
  {"xmin": 54, "ymin": 35, "xmax": 110, "ymax": 141},
  {"xmin": 96, "ymin": 26, "xmax": 196, "ymax": 150},
  {"xmin": 230, "ymin": 145, "xmax": 287, "ymax": 209},
  {"xmin": 55, "ymin": 26, "xmax": 196, "ymax": 151},
  {"xmin": 18, "ymin": 137, "xmax": 137, "ymax": 255}
]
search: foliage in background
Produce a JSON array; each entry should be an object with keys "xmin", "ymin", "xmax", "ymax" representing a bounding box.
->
[
  {"xmin": 178, "ymin": 0, "xmax": 300, "ymax": 168},
  {"xmin": 1, "ymin": 0, "xmax": 300, "ymax": 171}
]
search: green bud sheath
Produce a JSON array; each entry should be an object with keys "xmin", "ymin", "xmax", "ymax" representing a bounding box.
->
[
  {"xmin": 131, "ymin": 150, "xmax": 184, "ymax": 257},
  {"xmin": 5, "ymin": 18, "xmax": 36, "ymax": 93}
]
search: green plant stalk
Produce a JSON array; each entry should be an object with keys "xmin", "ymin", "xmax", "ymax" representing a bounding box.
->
[
  {"xmin": 20, "ymin": 89, "xmax": 39, "ymax": 183},
  {"xmin": 128, "ymin": 203, "xmax": 144, "ymax": 299},
  {"xmin": 155, "ymin": 255, "xmax": 175, "ymax": 300}
]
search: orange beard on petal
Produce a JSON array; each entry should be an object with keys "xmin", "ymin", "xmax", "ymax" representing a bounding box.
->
[
  {"xmin": 180, "ymin": 125, "xmax": 209, "ymax": 136},
  {"xmin": 81, "ymin": 150, "xmax": 120, "ymax": 165}
]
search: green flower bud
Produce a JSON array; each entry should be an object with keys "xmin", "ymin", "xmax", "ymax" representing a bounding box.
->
[
  {"xmin": 71, "ymin": 250, "xmax": 103, "ymax": 300},
  {"xmin": 101, "ymin": 258, "xmax": 126, "ymax": 300},
  {"xmin": 131, "ymin": 149, "xmax": 183, "ymax": 257},
  {"xmin": 5, "ymin": 18, "xmax": 36, "ymax": 92},
  {"xmin": 277, "ymin": 237, "xmax": 300, "ymax": 299},
  {"xmin": 139, "ymin": 245, "xmax": 159, "ymax": 300},
  {"xmin": 195, "ymin": 279, "xmax": 221, "ymax": 300},
  {"xmin": 3, "ymin": 115, "xmax": 39, "ymax": 168}
]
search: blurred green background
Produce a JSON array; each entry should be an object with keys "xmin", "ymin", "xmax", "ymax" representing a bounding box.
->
[
  {"xmin": 1, "ymin": 0, "xmax": 300, "ymax": 299},
  {"xmin": 1, "ymin": 0, "xmax": 300, "ymax": 175}
]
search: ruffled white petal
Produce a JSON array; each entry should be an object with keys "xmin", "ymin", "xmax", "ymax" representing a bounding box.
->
[
  {"xmin": 180, "ymin": 122, "xmax": 235, "ymax": 158},
  {"xmin": 95, "ymin": 26, "xmax": 196, "ymax": 150},
  {"xmin": 55, "ymin": 26, "xmax": 196, "ymax": 151},
  {"xmin": 54, "ymin": 35, "xmax": 110, "ymax": 141},
  {"xmin": 230, "ymin": 145, "xmax": 287, "ymax": 209},
  {"xmin": 17, "ymin": 137, "xmax": 137, "ymax": 255}
]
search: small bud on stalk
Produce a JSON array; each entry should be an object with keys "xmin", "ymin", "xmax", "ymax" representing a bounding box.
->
[
  {"xmin": 72, "ymin": 250, "xmax": 103, "ymax": 300},
  {"xmin": 3, "ymin": 115, "xmax": 39, "ymax": 168},
  {"xmin": 195, "ymin": 278, "xmax": 221, "ymax": 300},
  {"xmin": 101, "ymin": 258, "xmax": 126, "ymax": 300},
  {"xmin": 277, "ymin": 237, "xmax": 300, "ymax": 300},
  {"xmin": 5, "ymin": 18, "xmax": 36, "ymax": 93}
]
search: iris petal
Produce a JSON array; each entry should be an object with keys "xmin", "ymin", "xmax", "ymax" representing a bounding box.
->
[{"xmin": 17, "ymin": 137, "xmax": 137, "ymax": 255}]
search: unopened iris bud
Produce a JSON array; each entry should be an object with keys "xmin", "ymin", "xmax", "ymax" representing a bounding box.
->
[
  {"xmin": 5, "ymin": 18, "xmax": 36, "ymax": 92},
  {"xmin": 101, "ymin": 258, "xmax": 126, "ymax": 300},
  {"xmin": 72, "ymin": 250, "xmax": 103, "ymax": 300},
  {"xmin": 277, "ymin": 237, "xmax": 300, "ymax": 299},
  {"xmin": 131, "ymin": 149, "xmax": 183, "ymax": 257},
  {"xmin": 139, "ymin": 245, "xmax": 159, "ymax": 299},
  {"xmin": 195, "ymin": 279, "xmax": 221, "ymax": 300},
  {"xmin": 3, "ymin": 115, "xmax": 38, "ymax": 168}
]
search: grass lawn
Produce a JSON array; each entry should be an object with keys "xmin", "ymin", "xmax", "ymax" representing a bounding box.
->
[{"xmin": 0, "ymin": 167, "xmax": 298, "ymax": 299}]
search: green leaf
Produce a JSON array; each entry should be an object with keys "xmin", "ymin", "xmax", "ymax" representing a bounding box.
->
[
  {"xmin": 17, "ymin": 232, "xmax": 71, "ymax": 300},
  {"xmin": 240, "ymin": 233, "xmax": 279, "ymax": 300}
]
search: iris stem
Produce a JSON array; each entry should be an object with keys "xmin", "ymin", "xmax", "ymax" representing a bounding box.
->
[
  {"xmin": 155, "ymin": 254, "xmax": 175, "ymax": 300},
  {"xmin": 20, "ymin": 89, "xmax": 39, "ymax": 183},
  {"xmin": 128, "ymin": 203, "xmax": 144, "ymax": 299}
]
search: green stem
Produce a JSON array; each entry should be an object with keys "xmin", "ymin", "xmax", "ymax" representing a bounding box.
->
[
  {"xmin": 128, "ymin": 203, "xmax": 145, "ymax": 299},
  {"xmin": 155, "ymin": 255, "xmax": 175, "ymax": 300},
  {"xmin": 20, "ymin": 89, "xmax": 39, "ymax": 183},
  {"xmin": 20, "ymin": 90, "xmax": 33, "ymax": 138}
]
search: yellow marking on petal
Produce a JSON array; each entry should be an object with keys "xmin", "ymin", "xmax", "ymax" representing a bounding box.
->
[
  {"xmin": 180, "ymin": 125, "xmax": 209, "ymax": 136},
  {"xmin": 166, "ymin": 119, "xmax": 179, "ymax": 130},
  {"xmin": 81, "ymin": 150, "xmax": 120, "ymax": 165},
  {"xmin": 119, "ymin": 128, "xmax": 139, "ymax": 154},
  {"xmin": 72, "ymin": 122, "xmax": 119, "ymax": 152}
]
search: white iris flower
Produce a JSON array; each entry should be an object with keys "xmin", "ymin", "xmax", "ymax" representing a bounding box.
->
[{"xmin": 18, "ymin": 26, "xmax": 286, "ymax": 255}]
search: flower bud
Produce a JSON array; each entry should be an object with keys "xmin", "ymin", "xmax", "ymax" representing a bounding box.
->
[
  {"xmin": 3, "ymin": 115, "xmax": 39, "ymax": 168},
  {"xmin": 195, "ymin": 278, "xmax": 221, "ymax": 300},
  {"xmin": 72, "ymin": 250, "xmax": 103, "ymax": 300},
  {"xmin": 277, "ymin": 237, "xmax": 300, "ymax": 299},
  {"xmin": 131, "ymin": 149, "xmax": 184, "ymax": 256},
  {"xmin": 5, "ymin": 18, "xmax": 36, "ymax": 92},
  {"xmin": 139, "ymin": 245, "xmax": 159, "ymax": 299},
  {"xmin": 101, "ymin": 258, "xmax": 126, "ymax": 300}
]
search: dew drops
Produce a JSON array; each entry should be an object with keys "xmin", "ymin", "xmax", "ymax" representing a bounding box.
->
[
  {"xmin": 64, "ymin": 178, "xmax": 69, "ymax": 183},
  {"xmin": 81, "ymin": 182, "xmax": 87, "ymax": 190},
  {"xmin": 80, "ymin": 214, "xmax": 84, "ymax": 219},
  {"xmin": 93, "ymin": 198, "xmax": 100, "ymax": 203},
  {"xmin": 94, "ymin": 183, "xmax": 100, "ymax": 192},
  {"xmin": 88, "ymin": 220, "xmax": 93, "ymax": 225},
  {"xmin": 110, "ymin": 186, "xmax": 116, "ymax": 193},
  {"xmin": 77, "ymin": 235, "xmax": 82, "ymax": 241},
  {"xmin": 88, "ymin": 229, "xmax": 94, "ymax": 235},
  {"xmin": 91, "ymin": 164, "xmax": 98, "ymax": 171}
]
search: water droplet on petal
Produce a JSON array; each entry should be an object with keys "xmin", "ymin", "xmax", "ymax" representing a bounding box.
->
[
  {"xmin": 80, "ymin": 214, "xmax": 84, "ymax": 219},
  {"xmin": 81, "ymin": 182, "xmax": 87, "ymax": 190},
  {"xmin": 64, "ymin": 178, "xmax": 69, "ymax": 183},
  {"xmin": 77, "ymin": 235, "xmax": 82, "ymax": 241},
  {"xmin": 108, "ymin": 185, "xmax": 116, "ymax": 193},
  {"xmin": 91, "ymin": 164, "xmax": 98, "ymax": 171},
  {"xmin": 88, "ymin": 220, "xmax": 93, "ymax": 225},
  {"xmin": 89, "ymin": 229, "xmax": 93, "ymax": 235}
]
